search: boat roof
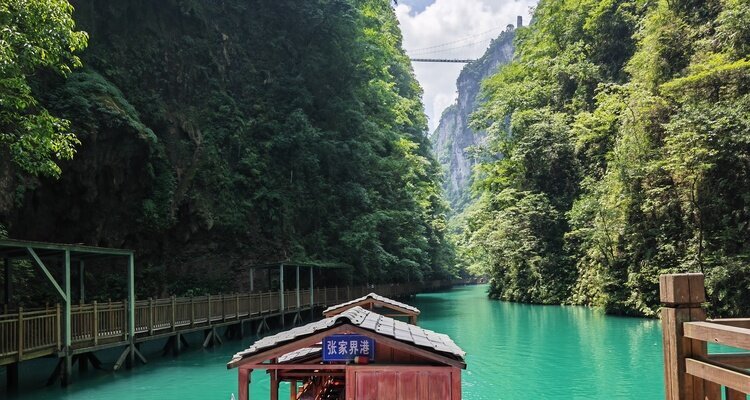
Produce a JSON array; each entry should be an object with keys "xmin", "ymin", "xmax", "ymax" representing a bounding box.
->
[
  {"xmin": 322, "ymin": 292, "xmax": 420, "ymax": 316},
  {"xmin": 228, "ymin": 306, "xmax": 464, "ymax": 368}
]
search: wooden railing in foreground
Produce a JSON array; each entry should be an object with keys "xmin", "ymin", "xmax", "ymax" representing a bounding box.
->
[
  {"xmin": 660, "ymin": 273, "xmax": 750, "ymax": 400},
  {"xmin": 0, "ymin": 280, "xmax": 454, "ymax": 366}
]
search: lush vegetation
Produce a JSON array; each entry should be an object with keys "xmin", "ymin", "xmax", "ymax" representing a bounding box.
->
[
  {"xmin": 0, "ymin": 0, "xmax": 454, "ymax": 299},
  {"xmin": 461, "ymin": 0, "xmax": 750, "ymax": 316},
  {"xmin": 0, "ymin": 0, "xmax": 87, "ymax": 178}
]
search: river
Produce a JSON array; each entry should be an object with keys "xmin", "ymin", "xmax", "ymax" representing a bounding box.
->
[{"xmin": 7, "ymin": 284, "xmax": 665, "ymax": 399}]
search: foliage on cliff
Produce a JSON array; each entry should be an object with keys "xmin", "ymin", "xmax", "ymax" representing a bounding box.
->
[
  {"xmin": 1, "ymin": 0, "xmax": 454, "ymax": 298},
  {"xmin": 463, "ymin": 0, "xmax": 750, "ymax": 316},
  {"xmin": 0, "ymin": 0, "xmax": 87, "ymax": 178}
]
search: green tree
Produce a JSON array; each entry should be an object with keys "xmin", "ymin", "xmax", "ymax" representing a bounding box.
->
[
  {"xmin": 0, "ymin": 0, "xmax": 87, "ymax": 177},
  {"xmin": 464, "ymin": 0, "xmax": 750, "ymax": 316}
]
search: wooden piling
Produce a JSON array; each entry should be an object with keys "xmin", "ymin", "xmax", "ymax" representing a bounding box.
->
[{"xmin": 6, "ymin": 363, "xmax": 18, "ymax": 393}]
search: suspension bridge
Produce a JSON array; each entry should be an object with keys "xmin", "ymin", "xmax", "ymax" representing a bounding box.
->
[
  {"xmin": 406, "ymin": 16, "xmax": 523, "ymax": 64},
  {"xmin": 411, "ymin": 58, "xmax": 475, "ymax": 63}
]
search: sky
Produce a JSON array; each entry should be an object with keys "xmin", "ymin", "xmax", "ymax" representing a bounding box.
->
[{"xmin": 394, "ymin": 0, "xmax": 538, "ymax": 132}]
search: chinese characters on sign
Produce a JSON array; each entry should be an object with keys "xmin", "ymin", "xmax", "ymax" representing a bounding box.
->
[{"xmin": 322, "ymin": 334, "xmax": 375, "ymax": 362}]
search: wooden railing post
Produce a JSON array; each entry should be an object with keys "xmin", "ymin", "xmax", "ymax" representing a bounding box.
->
[
  {"xmin": 92, "ymin": 301, "xmax": 98, "ymax": 345},
  {"xmin": 17, "ymin": 307, "xmax": 23, "ymax": 361},
  {"xmin": 122, "ymin": 300, "xmax": 128, "ymax": 340},
  {"xmin": 190, "ymin": 297, "xmax": 195, "ymax": 327},
  {"xmin": 56, "ymin": 303, "xmax": 62, "ymax": 350},
  {"xmin": 221, "ymin": 294, "xmax": 226, "ymax": 322},
  {"xmin": 660, "ymin": 273, "xmax": 719, "ymax": 400},
  {"xmin": 171, "ymin": 296, "xmax": 176, "ymax": 331},
  {"xmin": 247, "ymin": 293, "xmax": 253, "ymax": 318},
  {"xmin": 148, "ymin": 298, "xmax": 154, "ymax": 334},
  {"xmin": 207, "ymin": 294, "xmax": 212, "ymax": 323}
]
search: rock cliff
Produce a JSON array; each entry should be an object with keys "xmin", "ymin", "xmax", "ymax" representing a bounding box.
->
[{"xmin": 431, "ymin": 27, "xmax": 515, "ymax": 212}]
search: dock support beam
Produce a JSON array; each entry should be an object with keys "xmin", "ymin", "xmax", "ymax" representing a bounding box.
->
[
  {"xmin": 271, "ymin": 371, "xmax": 279, "ymax": 400},
  {"xmin": 26, "ymin": 247, "xmax": 71, "ymax": 386},
  {"xmin": 112, "ymin": 252, "xmax": 142, "ymax": 371},
  {"xmin": 238, "ymin": 367, "xmax": 251, "ymax": 400},
  {"xmin": 6, "ymin": 363, "xmax": 18, "ymax": 394},
  {"xmin": 660, "ymin": 273, "xmax": 720, "ymax": 400}
]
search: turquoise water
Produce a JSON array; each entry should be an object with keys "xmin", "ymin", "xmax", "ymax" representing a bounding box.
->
[
  {"xmin": 413, "ymin": 285, "xmax": 664, "ymax": 399},
  {"xmin": 6, "ymin": 284, "xmax": 666, "ymax": 399}
]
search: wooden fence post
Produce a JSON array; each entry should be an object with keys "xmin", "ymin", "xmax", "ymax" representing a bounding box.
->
[
  {"xmin": 122, "ymin": 299, "xmax": 128, "ymax": 340},
  {"xmin": 190, "ymin": 297, "xmax": 195, "ymax": 327},
  {"xmin": 56, "ymin": 304, "xmax": 62, "ymax": 350},
  {"xmin": 221, "ymin": 294, "xmax": 226, "ymax": 322},
  {"xmin": 660, "ymin": 273, "xmax": 720, "ymax": 400},
  {"xmin": 247, "ymin": 293, "xmax": 253, "ymax": 318},
  {"xmin": 207, "ymin": 294, "xmax": 212, "ymax": 323},
  {"xmin": 171, "ymin": 296, "xmax": 176, "ymax": 331},
  {"xmin": 17, "ymin": 307, "xmax": 23, "ymax": 361},
  {"xmin": 92, "ymin": 301, "xmax": 98, "ymax": 345},
  {"xmin": 148, "ymin": 298, "xmax": 154, "ymax": 335}
]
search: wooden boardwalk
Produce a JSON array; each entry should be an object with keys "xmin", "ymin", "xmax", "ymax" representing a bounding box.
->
[{"xmin": 1, "ymin": 280, "xmax": 454, "ymax": 388}]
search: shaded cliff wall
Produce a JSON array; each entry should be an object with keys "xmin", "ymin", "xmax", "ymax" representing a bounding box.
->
[{"xmin": 0, "ymin": 0, "xmax": 452, "ymax": 300}]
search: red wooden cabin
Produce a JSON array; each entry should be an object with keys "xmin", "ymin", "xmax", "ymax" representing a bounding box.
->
[
  {"xmin": 322, "ymin": 293, "xmax": 421, "ymax": 325},
  {"xmin": 227, "ymin": 306, "xmax": 466, "ymax": 399}
]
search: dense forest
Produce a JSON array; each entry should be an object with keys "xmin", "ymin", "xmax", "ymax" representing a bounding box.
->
[
  {"xmin": 3, "ymin": 0, "xmax": 749, "ymax": 317},
  {"xmin": 460, "ymin": 0, "xmax": 750, "ymax": 316},
  {"xmin": 0, "ymin": 0, "xmax": 455, "ymax": 300}
]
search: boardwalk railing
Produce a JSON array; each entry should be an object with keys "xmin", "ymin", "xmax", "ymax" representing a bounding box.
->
[
  {"xmin": 0, "ymin": 280, "xmax": 454, "ymax": 366},
  {"xmin": 660, "ymin": 273, "xmax": 750, "ymax": 400}
]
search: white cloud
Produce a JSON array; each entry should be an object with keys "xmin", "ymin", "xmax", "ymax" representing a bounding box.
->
[{"xmin": 395, "ymin": 0, "xmax": 538, "ymax": 132}]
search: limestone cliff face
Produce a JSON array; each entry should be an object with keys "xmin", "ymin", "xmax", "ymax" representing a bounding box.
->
[{"xmin": 431, "ymin": 28, "xmax": 515, "ymax": 212}]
